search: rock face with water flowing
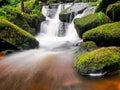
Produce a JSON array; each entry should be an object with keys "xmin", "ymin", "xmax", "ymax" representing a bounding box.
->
[
  {"xmin": 75, "ymin": 47, "xmax": 120, "ymax": 75},
  {"xmin": 59, "ymin": 3, "xmax": 89, "ymax": 22},
  {"xmin": 0, "ymin": 19, "xmax": 39, "ymax": 50},
  {"xmin": 74, "ymin": 12, "xmax": 111, "ymax": 38}
]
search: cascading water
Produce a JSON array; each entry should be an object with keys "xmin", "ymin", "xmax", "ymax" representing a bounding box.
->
[
  {"xmin": 36, "ymin": 4, "xmax": 80, "ymax": 51},
  {"xmin": 0, "ymin": 3, "xmax": 119, "ymax": 90},
  {"xmin": 66, "ymin": 6, "xmax": 96, "ymax": 38}
]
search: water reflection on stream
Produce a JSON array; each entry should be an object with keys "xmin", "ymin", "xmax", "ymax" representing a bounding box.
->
[{"xmin": 0, "ymin": 50, "xmax": 120, "ymax": 90}]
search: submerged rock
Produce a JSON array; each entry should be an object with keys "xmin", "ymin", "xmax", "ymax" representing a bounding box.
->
[
  {"xmin": 59, "ymin": 3, "xmax": 89, "ymax": 22},
  {"xmin": 83, "ymin": 22, "xmax": 120, "ymax": 46},
  {"xmin": 106, "ymin": 2, "xmax": 120, "ymax": 22},
  {"xmin": 0, "ymin": 19, "xmax": 39, "ymax": 50},
  {"xmin": 74, "ymin": 12, "xmax": 111, "ymax": 38},
  {"xmin": 75, "ymin": 47, "xmax": 120, "ymax": 75}
]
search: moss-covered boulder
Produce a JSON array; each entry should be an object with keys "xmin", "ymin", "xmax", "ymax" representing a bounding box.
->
[
  {"xmin": 75, "ymin": 47, "xmax": 120, "ymax": 75},
  {"xmin": 80, "ymin": 41, "xmax": 97, "ymax": 52},
  {"xmin": 74, "ymin": 12, "xmax": 111, "ymax": 38},
  {"xmin": 106, "ymin": 2, "xmax": 120, "ymax": 22},
  {"xmin": 59, "ymin": 3, "xmax": 89, "ymax": 22},
  {"xmin": 0, "ymin": 19, "xmax": 39, "ymax": 50},
  {"xmin": 83, "ymin": 22, "xmax": 120, "ymax": 46},
  {"xmin": 95, "ymin": 0, "xmax": 118, "ymax": 12},
  {"xmin": 0, "ymin": 6, "xmax": 45, "ymax": 35}
]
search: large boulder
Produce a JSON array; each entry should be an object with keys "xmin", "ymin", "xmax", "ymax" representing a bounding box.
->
[
  {"xmin": 0, "ymin": 6, "xmax": 45, "ymax": 35},
  {"xmin": 83, "ymin": 22, "xmax": 120, "ymax": 46},
  {"xmin": 59, "ymin": 3, "xmax": 89, "ymax": 22},
  {"xmin": 106, "ymin": 2, "xmax": 120, "ymax": 22},
  {"xmin": 74, "ymin": 47, "xmax": 120, "ymax": 75},
  {"xmin": 95, "ymin": 0, "xmax": 118, "ymax": 12},
  {"xmin": 0, "ymin": 19, "xmax": 39, "ymax": 50},
  {"xmin": 74, "ymin": 12, "xmax": 111, "ymax": 38}
]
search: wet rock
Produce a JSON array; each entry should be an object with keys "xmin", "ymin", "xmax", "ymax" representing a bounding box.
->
[
  {"xmin": 0, "ymin": 38, "xmax": 18, "ymax": 52},
  {"xmin": 59, "ymin": 3, "xmax": 89, "ymax": 22},
  {"xmin": 74, "ymin": 47, "xmax": 120, "ymax": 75},
  {"xmin": 106, "ymin": 2, "xmax": 120, "ymax": 22},
  {"xmin": 74, "ymin": 12, "xmax": 111, "ymax": 38},
  {"xmin": 95, "ymin": 0, "xmax": 118, "ymax": 13}
]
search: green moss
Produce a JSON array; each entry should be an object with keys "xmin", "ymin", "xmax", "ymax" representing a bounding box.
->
[
  {"xmin": 74, "ymin": 12, "xmax": 111, "ymax": 38},
  {"xmin": 0, "ymin": 6, "xmax": 45, "ymax": 35},
  {"xmin": 24, "ymin": 0, "xmax": 35, "ymax": 13},
  {"xmin": 106, "ymin": 2, "xmax": 120, "ymax": 21},
  {"xmin": 0, "ymin": 18, "xmax": 39, "ymax": 49},
  {"xmin": 0, "ymin": 19, "xmax": 34, "ymax": 39},
  {"xmin": 60, "ymin": 7, "xmax": 70, "ymax": 14},
  {"xmin": 88, "ymin": 2, "xmax": 97, "ymax": 6},
  {"xmin": 75, "ymin": 47, "xmax": 120, "ymax": 74},
  {"xmin": 83, "ymin": 22, "xmax": 120, "ymax": 46},
  {"xmin": 80, "ymin": 41, "xmax": 97, "ymax": 51}
]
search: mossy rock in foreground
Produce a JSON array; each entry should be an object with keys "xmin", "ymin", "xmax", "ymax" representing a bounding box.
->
[
  {"xmin": 0, "ymin": 19, "xmax": 39, "ymax": 50},
  {"xmin": 106, "ymin": 2, "xmax": 120, "ymax": 22},
  {"xmin": 83, "ymin": 22, "xmax": 120, "ymax": 46},
  {"xmin": 75, "ymin": 47, "xmax": 120, "ymax": 75},
  {"xmin": 74, "ymin": 12, "xmax": 111, "ymax": 38},
  {"xmin": 0, "ymin": 6, "xmax": 45, "ymax": 35}
]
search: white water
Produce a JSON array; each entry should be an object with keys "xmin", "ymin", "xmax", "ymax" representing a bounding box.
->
[
  {"xmin": 36, "ymin": 4, "xmax": 80, "ymax": 51},
  {"xmin": 65, "ymin": 6, "xmax": 96, "ymax": 43}
]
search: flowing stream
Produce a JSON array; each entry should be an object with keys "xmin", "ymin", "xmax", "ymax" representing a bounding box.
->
[{"xmin": 0, "ymin": 3, "xmax": 120, "ymax": 90}]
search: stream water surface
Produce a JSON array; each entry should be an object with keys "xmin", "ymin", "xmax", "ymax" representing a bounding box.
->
[{"xmin": 0, "ymin": 3, "xmax": 120, "ymax": 90}]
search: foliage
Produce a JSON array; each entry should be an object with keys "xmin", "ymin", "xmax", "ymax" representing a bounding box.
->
[
  {"xmin": 75, "ymin": 47, "xmax": 120, "ymax": 74},
  {"xmin": 83, "ymin": 22, "xmax": 120, "ymax": 46},
  {"xmin": 98, "ymin": 11, "xmax": 103, "ymax": 24}
]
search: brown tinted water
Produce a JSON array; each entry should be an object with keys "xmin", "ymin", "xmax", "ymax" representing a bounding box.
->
[{"xmin": 0, "ymin": 51, "xmax": 119, "ymax": 90}]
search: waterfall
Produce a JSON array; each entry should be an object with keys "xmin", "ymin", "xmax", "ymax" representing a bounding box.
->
[
  {"xmin": 46, "ymin": 4, "xmax": 61, "ymax": 36},
  {"xmin": 36, "ymin": 4, "xmax": 96, "ymax": 51},
  {"xmin": 65, "ymin": 6, "xmax": 96, "ymax": 41}
]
